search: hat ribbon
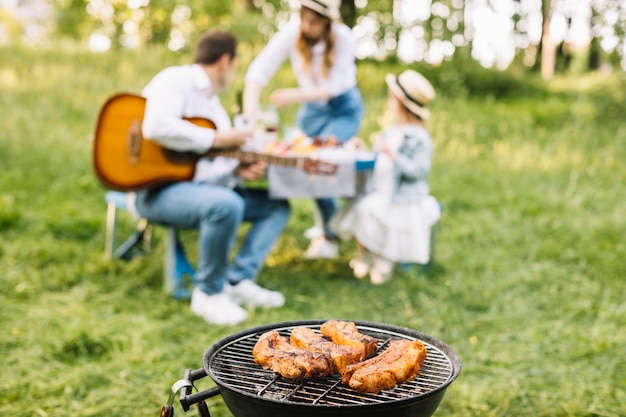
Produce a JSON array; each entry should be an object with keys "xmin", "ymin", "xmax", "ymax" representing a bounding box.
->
[
  {"xmin": 306, "ymin": 0, "xmax": 331, "ymax": 13},
  {"xmin": 396, "ymin": 78, "xmax": 426, "ymax": 108}
]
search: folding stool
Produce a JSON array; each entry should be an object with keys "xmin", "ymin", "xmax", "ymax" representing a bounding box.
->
[{"xmin": 104, "ymin": 190, "xmax": 193, "ymax": 299}]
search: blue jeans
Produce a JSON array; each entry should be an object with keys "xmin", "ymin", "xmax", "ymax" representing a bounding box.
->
[
  {"xmin": 135, "ymin": 182, "xmax": 290, "ymax": 295},
  {"xmin": 297, "ymin": 86, "xmax": 364, "ymax": 239},
  {"xmin": 297, "ymin": 86, "xmax": 364, "ymax": 143}
]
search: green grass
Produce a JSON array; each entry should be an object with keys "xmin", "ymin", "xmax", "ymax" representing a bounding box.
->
[{"xmin": 1, "ymin": 43, "xmax": 625, "ymax": 417}]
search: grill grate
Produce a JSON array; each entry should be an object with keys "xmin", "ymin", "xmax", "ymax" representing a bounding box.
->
[{"xmin": 207, "ymin": 324, "xmax": 455, "ymax": 406}]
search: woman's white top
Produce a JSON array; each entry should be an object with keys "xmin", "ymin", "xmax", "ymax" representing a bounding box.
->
[{"xmin": 245, "ymin": 18, "xmax": 358, "ymax": 99}]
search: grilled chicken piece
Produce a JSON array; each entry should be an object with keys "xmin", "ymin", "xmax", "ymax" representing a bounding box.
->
[
  {"xmin": 320, "ymin": 320, "xmax": 378, "ymax": 360},
  {"xmin": 290, "ymin": 326, "xmax": 363, "ymax": 374},
  {"xmin": 252, "ymin": 330, "xmax": 332, "ymax": 380},
  {"xmin": 341, "ymin": 339, "xmax": 427, "ymax": 394}
]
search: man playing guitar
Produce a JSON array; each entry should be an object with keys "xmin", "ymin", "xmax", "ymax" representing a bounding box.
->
[{"xmin": 135, "ymin": 30, "xmax": 290, "ymax": 325}]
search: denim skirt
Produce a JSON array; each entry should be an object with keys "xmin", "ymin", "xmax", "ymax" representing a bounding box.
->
[{"xmin": 296, "ymin": 85, "xmax": 364, "ymax": 143}]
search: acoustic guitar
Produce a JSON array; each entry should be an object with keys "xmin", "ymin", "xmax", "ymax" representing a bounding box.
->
[{"xmin": 92, "ymin": 93, "xmax": 338, "ymax": 191}]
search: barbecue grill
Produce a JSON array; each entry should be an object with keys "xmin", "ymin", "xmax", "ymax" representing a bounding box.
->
[{"xmin": 162, "ymin": 320, "xmax": 461, "ymax": 417}]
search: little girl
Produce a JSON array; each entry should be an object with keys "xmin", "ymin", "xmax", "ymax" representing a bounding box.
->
[{"xmin": 334, "ymin": 69, "xmax": 441, "ymax": 284}]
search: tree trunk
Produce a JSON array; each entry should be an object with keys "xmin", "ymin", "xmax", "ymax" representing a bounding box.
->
[
  {"xmin": 540, "ymin": 0, "xmax": 556, "ymax": 79},
  {"xmin": 588, "ymin": 37, "xmax": 601, "ymax": 70},
  {"xmin": 588, "ymin": 7, "xmax": 601, "ymax": 70}
]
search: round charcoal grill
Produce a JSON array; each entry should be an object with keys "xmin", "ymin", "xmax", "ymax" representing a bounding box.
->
[{"xmin": 171, "ymin": 320, "xmax": 461, "ymax": 417}]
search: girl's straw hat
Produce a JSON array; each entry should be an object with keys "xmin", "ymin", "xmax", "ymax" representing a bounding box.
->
[
  {"xmin": 299, "ymin": 0, "xmax": 341, "ymax": 20},
  {"xmin": 385, "ymin": 70, "xmax": 436, "ymax": 120}
]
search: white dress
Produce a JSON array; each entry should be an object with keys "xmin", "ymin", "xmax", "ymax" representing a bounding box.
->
[{"xmin": 333, "ymin": 126, "xmax": 441, "ymax": 264}]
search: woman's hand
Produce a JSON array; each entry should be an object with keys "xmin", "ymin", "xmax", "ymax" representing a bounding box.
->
[
  {"xmin": 270, "ymin": 87, "xmax": 331, "ymax": 108},
  {"xmin": 269, "ymin": 88, "xmax": 302, "ymax": 107},
  {"xmin": 213, "ymin": 128, "xmax": 254, "ymax": 149}
]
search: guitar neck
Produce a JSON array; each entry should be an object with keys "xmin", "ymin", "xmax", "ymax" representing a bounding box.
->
[
  {"xmin": 206, "ymin": 148, "xmax": 338, "ymax": 176},
  {"xmin": 207, "ymin": 148, "xmax": 302, "ymax": 168}
]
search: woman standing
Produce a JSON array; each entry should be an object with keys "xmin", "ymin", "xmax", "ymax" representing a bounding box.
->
[{"xmin": 243, "ymin": 0, "xmax": 364, "ymax": 259}]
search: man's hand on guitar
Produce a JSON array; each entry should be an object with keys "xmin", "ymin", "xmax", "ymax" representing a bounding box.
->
[
  {"xmin": 213, "ymin": 128, "xmax": 254, "ymax": 149},
  {"xmin": 235, "ymin": 161, "xmax": 268, "ymax": 180}
]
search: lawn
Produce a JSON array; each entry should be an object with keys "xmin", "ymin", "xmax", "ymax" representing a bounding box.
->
[{"xmin": 0, "ymin": 43, "xmax": 625, "ymax": 417}]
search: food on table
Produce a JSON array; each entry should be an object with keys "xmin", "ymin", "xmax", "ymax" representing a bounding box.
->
[
  {"xmin": 341, "ymin": 339, "xmax": 427, "ymax": 394},
  {"xmin": 252, "ymin": 330, "xmax": 332, "ymax": 380},
  {"xmin": 311, "ymin": 135, "xmax": 339, "ymax": 147},
  {"xmin": 289, "ymin": 135, "xmax": 318, "ymax": 154},
  {"xmin": 290, "ymin": 326, "xmax": 363, "ymax": 374},
  {"xmin": 262, "ymin": 133, "xmax": 341, "ymax": 156},
  {"xmin": 320, "ymin": 320, "xmax": 379, "ymax": 360}
]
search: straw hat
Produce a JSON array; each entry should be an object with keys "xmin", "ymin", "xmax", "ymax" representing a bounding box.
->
[
  {"xmin": 299, "ymin": 0, "xmax": 341, "ymax": 20},
  {"xmin": 385, "ymin": 70, "xmax": 436, "ymax": 120}
]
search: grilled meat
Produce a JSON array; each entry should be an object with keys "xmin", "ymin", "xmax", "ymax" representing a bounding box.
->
[
  {"xmin": 341, "ymin": 339, "xmax": 427, "ymax": 394},
  {"xmin": 252, "ymin": 330, "xmax": 333, "ymax": 380},
  {"xmin": 290, "ymin": 326, "xmax": 363, "ymax": 374},
  {"xmin": 320, "ymin": 320, "xmax": 378, "ymax": 360}
]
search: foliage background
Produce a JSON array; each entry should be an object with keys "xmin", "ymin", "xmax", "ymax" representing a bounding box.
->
[{"xmin": 3, "ymin": 0, "xmax": 625, "ymax": 72}]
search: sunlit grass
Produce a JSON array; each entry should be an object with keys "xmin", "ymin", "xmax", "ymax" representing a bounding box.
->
[{"xmin": 1, "ymin": 43, "xmax": 625, "ymax": 417}]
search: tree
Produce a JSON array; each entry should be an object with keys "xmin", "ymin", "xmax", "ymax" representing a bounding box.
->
[
  {"xmin": 37, "ymin": 0, "xmax": 626, "ymax": 72},
  {"xmin": 540, "ymin": 0, "xmax": 556, "ymax": 79}
]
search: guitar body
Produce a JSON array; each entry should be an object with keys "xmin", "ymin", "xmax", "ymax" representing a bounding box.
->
[
  {"xmin": 93, "ymin": 93, "xmax": 215, "ymax": 191},
  {"xmin": 93, "ymin": 92, "xmax": 338, "ymax": 191}
]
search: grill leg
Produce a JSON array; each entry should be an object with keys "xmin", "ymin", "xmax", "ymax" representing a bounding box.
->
[{"xmin": 178, "ymin": 369, "xmax": 219, "ymax": 412}]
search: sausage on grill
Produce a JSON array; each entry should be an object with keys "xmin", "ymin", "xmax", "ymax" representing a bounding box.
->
[
  {"xmin": 252, "ymin": 330, "xmax": 332, "ymax": 380},
  {"xmin": 320, "ymin": 320, "xmax": 378, "ymax": 360},
  {"xmin": 290, "ymin": 326, "xmax": 363, "ymax": 374},
  {"xmin": 341, "ymin": 339, "xmax": 427, "ymax": 394}
]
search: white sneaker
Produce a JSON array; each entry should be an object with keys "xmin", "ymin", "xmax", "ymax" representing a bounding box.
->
[
  {"xmin": 190, "ymin": 288, "xmax": 248, "ymax": 325},
  {"xmin": 304, "ymin": 226, "xmax": 323, "ymax": 239},
  {"xmin": 349, "ymin": 250, "xmax": 372, "ymax": 279},
  {"xmin": 304, "ymin": 237, "xmax": 339, "ymax": 259},
  {"xmin": 225, "ymin": 280, "xmax": 285, "ymax": 308},
  {"xmin": 370, "ymin": 257, "xmax": 395, "ymax": 285}
]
